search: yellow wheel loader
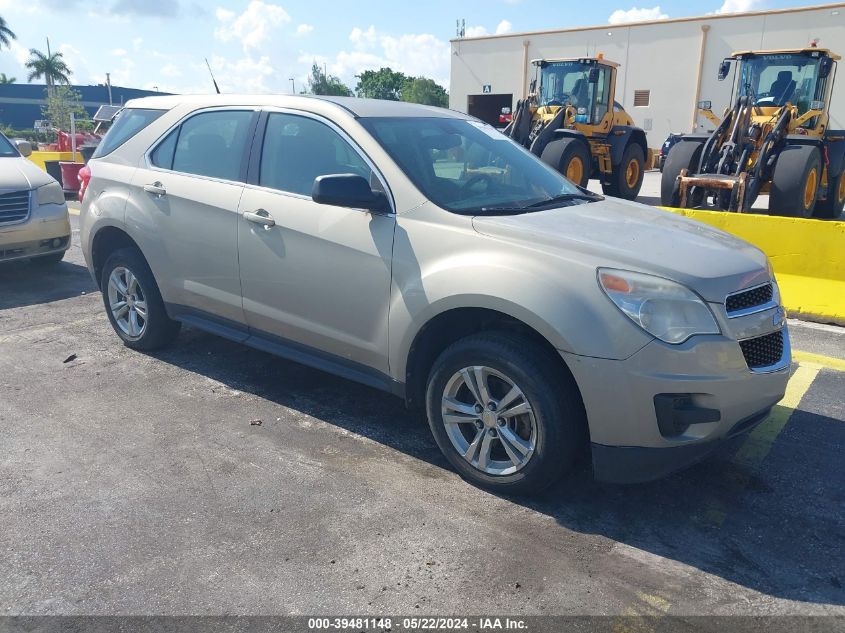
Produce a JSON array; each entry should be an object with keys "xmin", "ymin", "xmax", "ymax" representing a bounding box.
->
[
  {"xmin": 661, "ymin": 46, "xmax": 844, "ymax": 219},
  {"xmin": 505, "ymin": 56, "xmax": 651, "ymax": 201}
]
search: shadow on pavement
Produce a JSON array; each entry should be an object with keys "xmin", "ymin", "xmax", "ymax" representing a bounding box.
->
[
  {"xmin": 152, "ymin": 326, "xmax": 844, "ymax": 607},
  {"xmin": 0, "ymin": 259, "xmax": 96, "ymax": 310}
]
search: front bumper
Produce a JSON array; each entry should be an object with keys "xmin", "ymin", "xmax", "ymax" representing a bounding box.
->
[
  {"xmin": 0, "ymin": 202, "xmax": 71, "ymax": 263},
  {"xmin": 563, "ymin": 328, "xmax": 791, "ymax": 484}
]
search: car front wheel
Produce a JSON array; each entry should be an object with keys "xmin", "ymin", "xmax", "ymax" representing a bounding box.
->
[{"xmin": 425, "ymin": 333, "xmax": 585, "ymax": 495}]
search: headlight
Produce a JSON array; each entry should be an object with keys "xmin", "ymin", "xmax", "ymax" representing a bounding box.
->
[
  {"xmin": 598, "ymin": 268, "xmax": 720, "ymax": 344},
  {"xmin": 36, "ymin": 181, "xmax": 65, "ymax": 206}
]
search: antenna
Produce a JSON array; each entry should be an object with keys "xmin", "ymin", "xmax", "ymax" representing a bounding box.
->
[
  {"xmin": 204, "ymin": 58, "xmax": 221, "ymax": 94},
  {"xmin": 456, "ymin": 19, "xmax": 465, "ymax": 38}
]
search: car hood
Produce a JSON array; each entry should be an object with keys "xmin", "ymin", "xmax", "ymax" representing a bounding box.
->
[
  {"xmin": 471, "ymin": 197, "xmax": 770, "ymax": 303},
  {"xmin": 0, "ymin": 157, "xmax": 55, "ymax": 191}
]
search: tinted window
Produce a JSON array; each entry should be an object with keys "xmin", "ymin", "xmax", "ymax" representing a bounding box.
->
[
  {"xmin": 259, "ymin": 113, "xmax": 373, "ymax": 196},
  {"xmin": 150, "ymin": 129, "xmax": 178, "ymax": 169},
  {"xmin": 92, "ymin": 108, "xmax": 164, "ymax": 158},
  {"xmin": 361, "ymin": 117, "xmax": 580, "ymax": 213},
  {"xmin": 0, "ymin": 133, "xmax": 17, "ymax": 157},
  {"xmin": 171, "ymin": 110, "xmax": 253, "ymax": 181}
]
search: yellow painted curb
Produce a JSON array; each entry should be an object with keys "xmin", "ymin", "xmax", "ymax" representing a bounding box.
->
[
  {"xmin": 793, "ymin": 350, "xmax": 845, "ymax": 372},
  {"xmin": 661, "ymin": 207, "xmax": 845, "ymax": 325}
]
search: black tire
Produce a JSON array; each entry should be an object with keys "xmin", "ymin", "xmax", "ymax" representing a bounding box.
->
[
  {"xmin": 660, "ymin": 141, "xmax": 703, "ymax": 207},
  {"xmin": 100, "ymin": 247, "xmax": 181, "ymax": 351},
  {"xmin": 769, "ymin": 145, "xmax": 822, "ymax": 218},
  {"xmin": 602, "ymin": 143, "xmax": 644, "ymax": 200},
  {"xmin": 424, "ymin": 332, "xmax": 586, "ymax": 496},
  {"xmin": 814, "ymin": 169, "xmax": 845, "ymax": 219},
  {"xmin": 540, "ymin": 138, "xmax": 591, "ymax": 188},
  {"xmin": 30, "ymin": 252, "xmax": 65, "ymax": 266}
]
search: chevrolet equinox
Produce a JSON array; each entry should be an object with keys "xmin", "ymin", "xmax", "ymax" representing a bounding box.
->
[{"xmin": 80, "ymin": 96, "xmax": 791, "ymax": 494}]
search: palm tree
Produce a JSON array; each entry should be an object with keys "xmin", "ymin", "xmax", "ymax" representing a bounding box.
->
[
  {"xmin": 0, "ymin": 73, "xmax": 16, "ymax": 84},
  {"xmin": 25, "ymin": 41, "xmax": 72, "ymax": 92},
  {"xmin": 0, "ymin": 15, "xmax": 16, "ymax": 50}
]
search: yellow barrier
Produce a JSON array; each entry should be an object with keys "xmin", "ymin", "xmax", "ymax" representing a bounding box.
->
[
  {"xmin": 27, "ymin": 150, "xmax": 83, "ymax": 170},
  {"xmin": 662, "ymin": 207, "xmax": 845, "ymax": 325}
]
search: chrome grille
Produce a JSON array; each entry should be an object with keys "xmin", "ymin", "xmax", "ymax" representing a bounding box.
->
[
  {"xmin": 726, "ymin": 283, "xmax": 774, "ymax": 315},
  {"xmin": 739, "ymin": 330, "xmax": 784, "ymax": 369},
  {"xmin": 0, "ymin": 190, "xmax": 31, "ymax": 225}
]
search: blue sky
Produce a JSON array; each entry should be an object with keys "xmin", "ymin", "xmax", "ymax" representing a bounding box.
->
[{"xmin": 0, "ymin": 0, "xmax": 829, "ymax": 94}]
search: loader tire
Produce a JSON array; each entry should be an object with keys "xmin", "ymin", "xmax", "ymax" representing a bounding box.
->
[
  {"xmin": 540, "ymin": 138, "xmax": 591, "ymax": 188},
  {"xmin": 769, "ymin": 145, "xmax": 821, "ymax": 218},
  {"xmin": 602, "ymin": 143, "xmax": 644, "ymax": 201},
  {"xmin": 660, "ymin": 141, "xmax": 703, "ymax": 207},
  {"xmin": 814, "ymin": 169, "xmax": 845, "ymax": 219}
]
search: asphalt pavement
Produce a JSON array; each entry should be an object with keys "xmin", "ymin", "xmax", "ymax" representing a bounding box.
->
[{"xmin": 0, "ymin": 206, "xmax": 843, "ymax": 620}]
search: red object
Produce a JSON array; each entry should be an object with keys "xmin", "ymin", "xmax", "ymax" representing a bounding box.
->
[
  {"xmin": 59, "ymin": 162, "xmax": 84, "ymax": 193},
  {"xmin": 77, "ymin": 165, "xmax": 91, "ymax": 202},
  {"xmin": 56, "ymin": 131, "xmax": 101, "ymax": 153},
  {"xmin": 498, "ymin": 113, "xmax": 513, "ymax": 125}
]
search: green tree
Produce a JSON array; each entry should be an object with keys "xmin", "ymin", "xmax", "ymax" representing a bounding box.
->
[
  {"xmin": 0, "ymin": 15, "xmax": 15, "ymax": 50},
  {"xmin": 307, "ymin": 63, "xmax": 352, "ymax": 96},
  {"xmin": 0, "ymin": 72, "xmax": 16, "ymax": 84},
  {"xmin": 42, "ymin": 85, "xmax": 87, "ymax": 132},
  {"xmin": 25, "ymin": 44, "xmax": 72, "ymax": 92},
  {"xmin": 355, "ymin": 67, "xmax": 407, "ymax": 100},
  {"xmin": 401, "ymin": 77, "xmax": 449, "ymax": 108}
]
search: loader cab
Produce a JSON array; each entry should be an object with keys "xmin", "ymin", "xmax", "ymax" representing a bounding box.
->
[
  {"xmin": 533, "ymin": 58, "xmax": 616, "ymax": 126},
  {"xmin": 721, "ymin": 48, "xmax": 839, "ymax": 123}
]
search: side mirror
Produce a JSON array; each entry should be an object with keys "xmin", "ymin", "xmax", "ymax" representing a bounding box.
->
[
  {"xmin": 718, "ymin": 60, "xmax": 732, "ymax": 81},
  {"xmin": 819, "ymin": 56, "xmax": 833, "ymax": 79},
  {"xmin": 312, "ymin": 174, "xmax": 389, "ymax": 213},
  {"xmin": 588, "ymin": 67, "xmax": 600, "ymax": 83},
  {"xmin": 14, "ymin": 139, "xmax": 32, "ymax": 157},
  {"xmin": 697, "ymin": 100, "xmax": 712, "ymax": 110}
]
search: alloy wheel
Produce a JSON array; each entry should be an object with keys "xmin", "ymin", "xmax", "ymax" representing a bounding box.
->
[
  {"xmin": 107, "ymin": 266, "xmax": 148, "ymax": 339},
  {"xmin": 441, "ymin": 366, "xmax": 537, "ymax": 476}
]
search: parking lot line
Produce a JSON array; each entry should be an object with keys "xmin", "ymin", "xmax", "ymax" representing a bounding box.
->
[
  {"xmin": 68, "ymin": 207, "xmax": 80, "ymax": 216},
  {"xmin": 792, "ymin": 350, "xmax": 845, "ymax": 372}
]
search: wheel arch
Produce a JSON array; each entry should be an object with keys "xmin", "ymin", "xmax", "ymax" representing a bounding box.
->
[
  {"xmin": 401, "ymin": 304, "xmax": 582, "ymax": 414},
  {"xmin": 609, "ymin": 126, "xmax": 648, "ymax": 166},
  {"xmin": 91, "ymin": 225, "xmax": 144, "ymax": 290}
]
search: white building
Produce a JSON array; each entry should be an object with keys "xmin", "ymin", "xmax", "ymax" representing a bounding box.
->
[{"xmin": 449, "ymin": 3, "xmax": 845, "ymax": 147}]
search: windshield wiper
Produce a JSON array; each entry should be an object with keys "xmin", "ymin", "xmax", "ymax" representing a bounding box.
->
[{"xmin": 524, "ymin": 192, "xmax": 603, "ymax": 208}]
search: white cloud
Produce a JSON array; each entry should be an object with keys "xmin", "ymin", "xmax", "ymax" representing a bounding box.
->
[
  {"xmin": 132, "ymin": 37, "xmax": 144, "ymax": 52},
  {"xmin": 495, "ymin": 20, "xmax": 513, "ymax": 35},
  {"xmin": 299, "ymin": 25, "xmax": 450, "ymax": 90},
  {"xmin": 464, "ymin": 25, "xmax": 488, "ymax": 37},
  {"xmin": 608, "ymin": 6, "xmax": 669, "ymax": 24},
  {"xmin": 110, "ymin": 48, "xmax": 127, "ymax": 57},
  {"xmin": 208, "ymin": 53, "xmax": 277, "ymax": 93},
  {"xmin": 160, "ymin": 63, "xmax": 182, "ymax": 78},
  {"xmin": 214, "ymin": 0, "xmax": 291, "ymax": 51},
  {"xmin": 715, "ymin": 0, "xmax": 763, "ymax": 14},
  {"xmin": 295, "ymin": 23, "xmax": 313, "ymax": 36}
]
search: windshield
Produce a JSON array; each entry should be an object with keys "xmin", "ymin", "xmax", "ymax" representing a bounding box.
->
[
  {"xmin": 739, "ymin": 53, "xmax": 825, "ymax": 113},
  {"xmin": 0, "ymin": 133, "xmax": 18, "ymax": 158},
  {"xmin": 360, "ymin": 117, "xmax": 584, "ymax": 214},
  {"xmin": 537, "ymin": 61, "xmax": 611, "ymax": 124}
]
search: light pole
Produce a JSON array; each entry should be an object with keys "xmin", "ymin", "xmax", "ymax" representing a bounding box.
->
[{"xmin": 289, "ymin": 77, "xmax": 295, "ymax": 94}]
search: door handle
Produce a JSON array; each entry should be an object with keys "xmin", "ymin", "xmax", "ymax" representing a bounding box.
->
[
  {"xmin": 143, "ymin": 182, "xmax": 167, "ymax": 197},
  {"xmin": 244, "ymin": 209, "xmax": 276, "ymax": 229}
]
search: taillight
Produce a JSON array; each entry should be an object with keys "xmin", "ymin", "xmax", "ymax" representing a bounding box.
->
[{"xmin": 78, "ymin": 165, "xmax": 91, "ymax": 202}]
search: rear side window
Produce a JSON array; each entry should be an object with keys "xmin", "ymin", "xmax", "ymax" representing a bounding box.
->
[
  {"xmin": 92, "ymin": 108, "xmax": 164, "ymax": 158},
  {"xmin": 170, "ymin": 110, "xmax": 253, "ymax": 181},
  {"xmin": 150, "ymin": 129, "xmax": 178, "ymax": 169}
]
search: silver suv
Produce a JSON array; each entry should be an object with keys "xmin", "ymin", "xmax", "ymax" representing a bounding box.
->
[
  {"xmin": 80, "ymin": 96, "xmax": 790, "ymax": 494},
  {"xmin": 0, "ymin": 132, "xmax": 70, "ymax": 265}
]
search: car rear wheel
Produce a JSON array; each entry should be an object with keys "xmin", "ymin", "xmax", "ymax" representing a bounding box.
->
[
  {"xmin": 425, "ymin": 333, "xmax": 585, "ymax": 495},
  {"xmin": 101, "ymin": 247, "xmax": 181, "ymax": 351}
]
